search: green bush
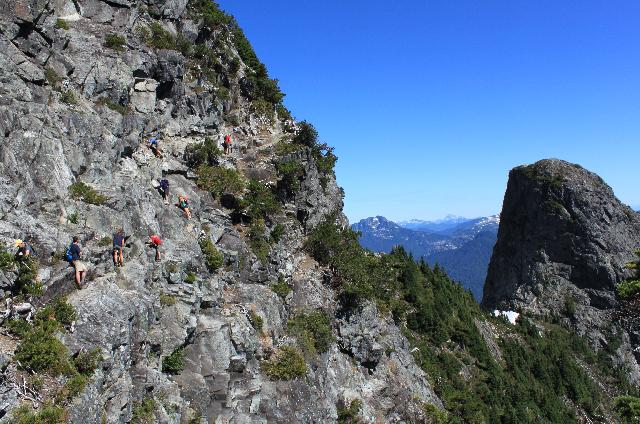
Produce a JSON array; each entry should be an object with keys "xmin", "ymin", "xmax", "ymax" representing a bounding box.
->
[
  {"xmin": 618, "ymin": 280, "xmax": 640, "ymax": 299},
  {"xmin": 45, "ymin": 67, "xmax": 63, "ymax": 89},
  {"xmin": 271, "ymin": 275, "xmax": 292, "ymax": 299},
  {"xmin": 185, "ymin": 138, "xmax": 222, "ymax": 168},
  {"xmin": 199, "ymin": 238, "xmax": 224, "ymax": 272},
  {"xmin": 13, "ymin": 257, "xmax": 41, "ymax": 297},
  {"xmin": 160, "ymin": 293, "xmax": 177, "ymax": 306},
  {"xmin": 262, "ymin": 346, "xmax": 306, "ymax": 380},
  {"xmin": 189, "ymin": 0, "xmax": 233, "ymax": 28},
  {"xmin": 35, "ymin": 297, "xmax": 76, "ymax": 328},
  {"xmin": 60, "ymin": 90, "xmax": 77, "ymax": 105},
  {"xmin": 288, "ymin": 311, "xmax": 333, "ymax": 357},
  {"xmin": 104, "ymin": 34, "xmax": 126, "ymax": 50},
  {"xmin": 14, "ymin": 321, "xmax": 73, "ymax": 375},
  {"xmin": 145, "ymin": 22, "xmax": 176, "ymax": 50},
  {"xmin": 292, "ymin": 121, "xmax": 318, "ymax": 147},
  {"xmin": 162, "ymin": 347, "xmax": 185, "ymax": 374},
  {"xmin": 67, "ymin": 211, "xmax": 80, "ymax": 224},
  {"xmin": 7, "ymin": 319, "xmax": 31, "ymax": 338},
  {"xmin": 242, "ymin": 179, "xmax": 280, "ymax": 220},
  {"xmin": 69, "ymin": 182, "xmax": 108, "ymax": 205},
  {"xmin": 55, "ymin": 19, "xmax": 69, "ymax": 30},
  {"xmin": 614, "ymin": 396, "xmax": 640, "ymax": 423},
  {"xmin": 131, "ymin": 398, "xmax": 155, "ymax": 424},
  {"xmin": 251, "ymin": 99, "xmax": 274, "ymax": 119},
  {"xmin": 96, "ymin": 97, "xmax": 129, "ymax": 115},
  {"xmin": 73, "ymin": 348, "xmax": 102, "ymax": 376},
  {"xmin": 337, "ymin": 399, "xmax": 362, "ymax": 424},
  {"xmin": 270, "ymin": 224, "xmax": 285, "ymax": 243},
  {"xmin": 275, "ymin": 139, "xmax": 304, "ymax": 157},
  {"xmin": 249, "ymin": 311, "xmax": 263, "ymax": 332},
  {"xmin": 10, "ymin": 402, "xmax": 67, "ymax": 424},
  {"xmin": 59, "ymin": 373, "xmax": 88, "ymax": 401},
  {"xmin": 184, "ymin": 272, "xmax": 197, "ymax": 284},
  {"xmin": 0, "ymin": 249, "xmax": 15, "ymax": 270},
  {"xmin": 249, "ymin": 219, "xmax": 270, "ymax": 263},
  {"xmin": 275, "ymin": 160, "xmax": 305, "ymax": 195},
  {"xmin": 196, "ymin": 165, "xmax": 245, "ymax": 197}
]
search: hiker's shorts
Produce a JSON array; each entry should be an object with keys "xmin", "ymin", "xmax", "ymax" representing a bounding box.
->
[{"xmin": 74, "ymin": 261, "xmax": 88, "ymax": 272}]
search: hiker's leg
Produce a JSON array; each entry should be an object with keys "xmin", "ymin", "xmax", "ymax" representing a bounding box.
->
[
  {"xmin": 75, "ymin": 268, "xmax": 81, "ymax": 285},
  {"xmin": 113, "ymin": 250, "xmax": 117, "ymax": 265},
  {"xmin": 155, "ymin": 246, "xmax": 160, "ymax": 261},
  {"xmin": 119, "ymin": 248, "xmax": 124, "ymax": 265}
]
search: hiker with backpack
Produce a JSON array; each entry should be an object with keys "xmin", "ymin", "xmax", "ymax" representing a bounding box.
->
[
  {"xmin": 223, "ymin": 134, "xmax": 232, "ymax": 155},
  {"xmin": 178, "ymin": 195, "xmax": 191, "ymax": 219},
  {"xmin": 148, "ymin": 136, "xmax": 162, "ymax": 158},
  {"xmin": 14, "ymin": 239, "xmax": 32, "ymax": 261},
  {"xmin": 159, "ymin": 179, "xmax": 170, "ymax": 204},
  {"xmin": 112, "ymin": 229, "xmax": 125, "ymax": 267},
  {"xmin": 67, "ymin": 236, "xmax": 87, "ymax": 288},
  {"xmin": 148, "ymin": 234, "xmax": 162, "ymax": 262}
]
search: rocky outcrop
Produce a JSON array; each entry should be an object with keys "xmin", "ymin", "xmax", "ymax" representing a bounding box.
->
[
  {"xmin": 0, "ymin": 0, "xmax": 441, "ymax": 422},
  {"xmin": 483, "ymin": 159, "xmax": 640, "ymax": 381}
]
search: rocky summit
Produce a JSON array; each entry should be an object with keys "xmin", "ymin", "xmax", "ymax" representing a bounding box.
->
[{"xmin": 483, "ymin": 159, "xmax": 640, "ymax": 382}]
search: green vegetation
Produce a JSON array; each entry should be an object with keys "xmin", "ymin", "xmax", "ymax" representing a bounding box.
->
[
  {"xmin": 184, "ymin": 272, "xmax": 197, "ymax": 284},
  {"xmin": 241, "ymin": 179, "xmax": 280, "ymax": 220},
  {"xmin": 520, "ymin": 166, "xmax": 565, "ymax": 190},
  {"xmin": 262, "ymin": 345, "xmax": 307, "ymax": 380},
  {"xmin": 614, "ymin": 396, "xmax": 640, "ymax": 423},
  {"xmin": 60, "ymin": 90, "xmax": 77, "ymax": 105},
  {"xmin": 196, "ymin": 165, "xmax": 245, "ymax": 197},
  {"xmin": 67, "ymin": 211, "xmax": 79, "ymax": 224},
  {"xmin": 275, "ymin": 159, "xmax": 305, "ymax": 195},
  {"xmin": 104, "ymin": 34, "xmax": 126, "ymax": 50},
  {"xmin": 249, "ymin": 311, "xmax": 263, "ymax": 332},
  {"xmin": 185, "ymin": 138, "xmax": 222, "ymax": 168},
  {"xmin": 131, "ymin": 398, "xmax": 156, "ymax": 424},
  {"xmin": 58, "ymin": 373, "xmax": 88, "ymax": 401},
  {"xmin": 162, "ymin": 347, "xmax": 185, "ymax": 374},
  {"xmin": 288, "ymin": 311, "xmax": 333, "ymax": 357},
  {"xmin": 271, "ymin": 275, "xmax": 292, "ymax": 298},
  {"xmin": 337, "ymin": 399, "xmax": 362, "ymax": 424},
  {"xmin": 248, "ymin": 219, "xmax": 270, "ymax": 263},
  {"xmin": 45, "ymin": 67, "xmax": 63, "ymax": 89},
  {"xmin": 199, "ymin": 238, "xmax": 224, "ymax": 272},
  {"xmin": 189, "ymin": 0, "xmax": 233, "ymax": 28},
  {"xmin": 10, "ymin": 402, "xmax": 67, "ymax": 423},
  {"xmin": 69, "ymin": 181, "xmax": 108, "ymax": 205},
  {"xmin": 145, "ymin": 22, "xmax": 176, "ymax": 49},
  {"xmin": 10, "ymin": 256, "xmax": 41, "ymax": 297},
  {"xmin": 160, "ymin": 293, "xmax": 177, "ymax": 306},
  {"xmin": 270, "ymin": 223, "xmax": 285, "ymax": 243},
  {"xmin": 619, "ymin": 250, "xmax": 640, "ymax": 299},
  {"xmin": 55, "ymin": 19, "xmax": 69, "ymax": 30},
  {"xmin": 96, "ymin": 97, "xmax": 129, "ymax": 115},
  {"xmin": 98, "ymin": 236, "xmax": 112, "ymax": 247},
  {"xmin": 72, "ymin": 348, "xmax": 102, "ymax": 376}
]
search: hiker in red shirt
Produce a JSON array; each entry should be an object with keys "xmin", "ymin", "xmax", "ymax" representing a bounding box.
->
[
  {"xmin": 223, "ymin": 134, "xmax": 232, "ymax": 155},
  {"xmin": 149, "ymin": 234, "xmax": 162, "ymax": 262}
]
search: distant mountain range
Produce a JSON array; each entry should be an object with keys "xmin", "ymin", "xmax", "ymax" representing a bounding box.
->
[{"xmin": 351, "ymin": 215, "xmax": 499, "ymax": 300}]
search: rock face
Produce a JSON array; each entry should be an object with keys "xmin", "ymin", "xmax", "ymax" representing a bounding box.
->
[
  {"xmin": 0, "ymin": 0, "xmax": 440, "ymax": 422},
  {"xmin": 483, "ymin": 159, "xmax": 640, "ymax": 380}
]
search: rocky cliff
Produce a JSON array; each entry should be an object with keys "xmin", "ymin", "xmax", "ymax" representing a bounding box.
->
[
  {"xmin": 0, "ymin": 0, "xmax": 441, "ymax": 422},
  {"xmin": 483, "ymin": 159, "xmax": 640, "ymax": 382}
]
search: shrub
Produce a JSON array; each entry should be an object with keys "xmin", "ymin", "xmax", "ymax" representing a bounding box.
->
[
  {"xmin": 614, "ymin": 396, "xmax": 640, "ymax": 423},
  {"xmin": 288, "ymin": 311, "xmax": 333, "ymax": 357},
  {"xmin": 275, "ymin": 160, "xmax": 305, "ymax": 195},
  {"xmin": 0, "ymin": 250, "xmax": 15, "ymax": 270},
  {"xmin": 292, "ymin": 121, "xmax": 318, "ymax": 147},
  {"xmin": 96, "ymin": 97, "xmax": 129, "ymax": 115},
  {"xmin": 60, "ymin": 90, "xmax": 77, "ymax": 105},
  {"xmin": 104, "ymin": 34, "xmax": 126, "ymax": 50},
  {"xmin": 35, "ymin": 297, "xmax": 76, "ymax": 328},
  {"xmin": 618, "ymin": 280, "xmax": 640, "ymax": 300},
  {"xmin": 7, "ymin": 319, "xmax": 31, "ymax": 337},
  {"xmin": 59, "ymin": 373, "xmax": 88, "ymax": 401},
  {"xmin": 10, "ymin": 403, "xmax": 67, "ymax": 424},
  {"xmin": 145, "ymin": 22, "xmax": 176, "ymax": 50},
  {"xmin": 185, "ymin": 138, "xmax": 222, "ymax": 168},
  {"xmin": 55, "ymin": 19, "xmax": 69, "ymax": 30},
  {"xmin": 14, "ymin": 321, "xmax": 73, "ymax": 375},
  {"xmin": 45, "ymin": 67, "xmax": 62, "ymax": 88},
  {"xmin": 69, "ymin": 182, "xmax": 108, "ymax": 205},
  {"xmin": 160, "ymin": 293, "xmax": 177, "ymax": 306},
  {"xmin": 131, "ymin": 398, "xmax": 155, "ymax": 424},
  {"xmin": 249, "ymin": 311, "xmax": 263, "ymax": 332},
  {"xmin": 271, "ymin": 275, "xmax": 292, "ymax": 299},
  {"xmin": 270, "ymin": 224, "xmax": 285, "ymax": 243},
  {"xmin": 68, "ymin": 211, "xmax": 80, "ymax": 224},
  {"xmin": 249, "ymin": 219, "xmax": 270, "ymax": 263},
  {"xmin": 337, "ymin": 399, "xmax": 362, "ymax": 424},
  {"xmin": 251, "ymin": 99, "xmax": 274, "ymax": 119},
  {"xmin": 184, "ymin": 272, "xmax": 197, "ymax": 284},
  {"xmin": 189, "ymin": 0, "xmax": 233, "ymax": 28},
  {"xmin": 242, "ymin": 179, "xmax": 280, "ymax": 220},
  {"xmin": 196, "ymin": 165, "xmax": 245, "ymax": 197},
  {"xmin": 199, "ymin": 238, "xmax": 224, "ymax": 272},
  {"xmin": 162, "ymin": 347, "xmax": 185, "ymax": 374},
  {"xmin": 262, "ymin": 346, "xmax": 306, "ymax": 380},
  {"xmin": 13, "ymin": 258, "xmax": 41, "ymax": 297},
  {"xmin": 73, "ymin": 348, "xmax": 102, "ymax": 376},
  {"xmin": 274, "ymin": 140, "xmax": 304, "ymax": 157},
  {"xmin": 98, "ymin": 236, "xmax": 112, "ymax": 247}
]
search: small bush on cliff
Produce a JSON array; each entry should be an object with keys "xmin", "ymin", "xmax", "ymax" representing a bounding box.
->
[
  {"xmin": 104, "ymin": 34, "xmax": 126, "ymax": 50},
  {"xmin": 275, "ymin": 159, "xmax": 305, "ymax": 195},
  {"xmin": 618, "ymin": 280, "xmax": 640, "ymax": 299},
  {"xmin": 248, "ymin": 219, "xmax": 270, "ymax": 263},
  {"xmin": 185, "ymin": 138, "xmax": 222, "ymax": 168},
  {"xmin": 262, "ymin": 346, "xmax": 307, "ymax": 380},
  {"xmin": 288, "ymin": 311, "xmax": 333, "ymax": 357},
  {"xmin": 614, "ymin": 396, "xmax": 640, "ymax": 423},
  {"xmin": 14, "ymin": 320, "xmax": 73, "ymax": 375},
  {"xmin": 196, "ymin": 165, "xmax": 245, "ymax": 197},
  {"xmin": 271, "ymin": 275, "xmax": 291, "ymax": 299},
  {"xmin": 249, "ymin": 311, "xmax": 263, "ymax": 332},
  {"xmin": 337, "ymin": 399, "xmax": 362, "ymax": 424},
  {"xmin": 69, "ymin": 182, "xmax": 108, "ymax": 205},
  {"xmin": 242, "ymin": 179, "xmax": 280, "ymax": 220},
  {"xmin": 189, "ymin": 0, "xmax": 233, "ymax": 28},
  {"xmin": 55, "ymin": 19, "xmax": 69, "ymax": 30},
  {"xmin": 199, "ymin": 238, "xmax": 224, "ymax": 272},
  {"xmin": 11, "ymin": 402, "xmax": 67, "ymax": 424},
  {"xmin": 162, "ymin": 347, "xmax": 185, "ymax": 374},
  {"xmin": 131, "ymin": 398, "xmax": 156, "ymax": 424},
  {"xmin": 145, "ymin": 22, "xmax": 176, "ymax": 50}
]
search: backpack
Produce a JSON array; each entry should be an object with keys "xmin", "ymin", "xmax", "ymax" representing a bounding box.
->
[
  {"xmin": 160, "ymin": 179, "xmax": 169, "ymax": 190},
  {"xmin": 64, "ymin": 244, "xmax": 73, "ymax": 262}
]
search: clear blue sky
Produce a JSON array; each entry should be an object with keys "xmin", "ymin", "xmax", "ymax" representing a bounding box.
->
[{"xmin": 218, "ymin": 0, "xmax": 640, "ymax": 222}]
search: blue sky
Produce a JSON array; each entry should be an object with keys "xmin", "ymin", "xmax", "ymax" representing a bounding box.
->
[{"xmin": 218, "ymin": 0, "xmax": 640, "ymax": 222}]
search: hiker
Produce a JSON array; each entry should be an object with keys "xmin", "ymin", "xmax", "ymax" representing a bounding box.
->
[
  {"xmin": 148, "ymin": 234, "xmax": 162, "ymax": 262},
  {"xmin": 148, "ymin": 136, "xmax": 162, "ymax": 157},
  {"xmin": 69, "ymin": 236, "xmax": 87, "ymax": 288},
  {"xmin": 159, "ymin": 179, "xmax": 170, "ymax": 204},
  {"xmin": 112, "ymin": 229, "xmax": 125, "ymax": 267},
  {"xmin": 223, "ymin": 134, "xmax": 232, "ymax": 155},
  {"xmin": 178, "ymin": 195, "xmax": 191, "ymax": 219},
  {"xmin": 14, "ymin": 239, "xmax": 32, "ymax": 261}
]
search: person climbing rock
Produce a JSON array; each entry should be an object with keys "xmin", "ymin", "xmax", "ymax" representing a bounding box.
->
[
  {"xmin": 70, "ymin": 236, "xmax": 87, "ymax": 288},
  {"xmin": 223, "ymin": 134, "xmax": 232, "ymax": 155},
  {"xmin": 14, "ymin": 239, "xmax": 32, "ymax": 261},
  {"xmin": 159, "ymin": 178, "xmax": 170, "ymax": 204},
  {"xmin": 148, "ymin": 135, "xmax": 162, "ymax": 158},
  {"xmin": 112, "ymin": 229, "xmax": 125, "ymax": 267},
  {"xmin": 178, "ymin": 195, "xmax": 191, "ymax": 219},
  {"xmin": 149, "ymin": 234, "xmax": 162, "ymax": 262}
]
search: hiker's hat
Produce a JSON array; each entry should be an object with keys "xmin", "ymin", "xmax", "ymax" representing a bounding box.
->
[{"xmin": 14, "ymin": 239, "xmax": 23, "ymax": 247}]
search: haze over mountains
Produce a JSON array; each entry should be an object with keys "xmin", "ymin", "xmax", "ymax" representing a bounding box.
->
[{"xmin": 352, "ymin": 215, "xmax": 499, "ymax": 300}]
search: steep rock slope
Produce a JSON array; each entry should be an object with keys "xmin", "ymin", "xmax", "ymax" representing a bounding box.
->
[
  {"xmin": 0, "ymin": 1, "xmax": 441, "ymax": 422},
  {"xmin": 483, "ymin": 159, "xmax": 640, "ymax": 381}
]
